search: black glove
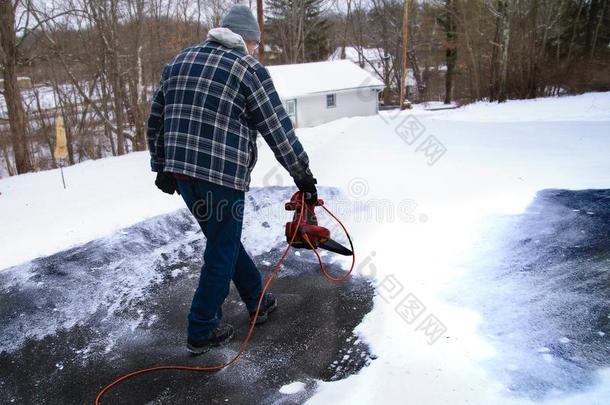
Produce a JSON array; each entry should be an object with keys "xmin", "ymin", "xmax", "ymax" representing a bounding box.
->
[
  {"xmin": 155, "ymin": 172, "xmax": 177, "ymax": 195},
  {"xmin": 295, "ymin": 175, "xmax": 317, "ymax": 205}
]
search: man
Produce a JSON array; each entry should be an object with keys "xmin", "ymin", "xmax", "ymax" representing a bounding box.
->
[{"xmin": 146, "ymin": 5, "xmax": 317, "ymax": 355}]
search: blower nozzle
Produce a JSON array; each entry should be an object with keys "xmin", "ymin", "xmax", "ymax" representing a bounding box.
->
[{"xmin": 285, "ymin": 192, "xmax": 353, "ymax": 256}]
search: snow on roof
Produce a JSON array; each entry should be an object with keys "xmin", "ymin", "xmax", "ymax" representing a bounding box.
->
[
  {"xmin": 267, "ymin": 60, "xmax": 384, "ymax": 99},
  {"xmin": 329, "ymin": 46, "xmax": 387, "ymax": 63}
]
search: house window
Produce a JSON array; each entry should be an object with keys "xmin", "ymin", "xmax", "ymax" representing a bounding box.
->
[
  {"xmin": 326, "ymin": 93, "xmax": 336, "ymax": 108},
  {"xmin": 285, "ymin": 99, "xmax": 296, "ymax": 116}
]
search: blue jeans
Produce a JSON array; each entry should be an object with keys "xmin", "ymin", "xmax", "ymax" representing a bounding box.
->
[{"xmin": 176, "ymin": 177, "xmax": 264, "ymax": 343}]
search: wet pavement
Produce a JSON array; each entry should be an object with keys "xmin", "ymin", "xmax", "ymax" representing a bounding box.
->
[{"xmin": 0, "ymin": 188, "xmax": 375, "ymax": 405}]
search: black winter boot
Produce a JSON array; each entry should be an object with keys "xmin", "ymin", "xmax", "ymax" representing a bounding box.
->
[
  {"xmin": 249, "ymin": 293, "xmax": 277, "ymax": 325},
  {"xmin": 187, "ymin": 324, "xmax": 234, "ymax": 355}
]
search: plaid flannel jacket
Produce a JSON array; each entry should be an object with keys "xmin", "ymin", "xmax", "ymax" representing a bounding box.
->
[{"xmin": 146, "ymin": 41, "xmax": 310, "ymax": 191}]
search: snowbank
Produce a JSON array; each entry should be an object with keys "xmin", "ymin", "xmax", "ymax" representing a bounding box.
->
[
  {"xmin": 432, "ymin": 92, "xmax": 610, "ymax": 122},
  {"xmin": 0, "ymin": 154, "xmax": 183, "ymax": 270}
]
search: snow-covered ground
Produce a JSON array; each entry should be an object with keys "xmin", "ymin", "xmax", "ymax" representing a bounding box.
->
[{"xmin": 1, "ymin": 92, "xmax": 609, "ymax": 404}]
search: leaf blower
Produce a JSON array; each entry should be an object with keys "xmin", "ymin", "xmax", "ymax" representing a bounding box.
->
[{"xmin": 285, "ymin": 191, "xmax": 353, "ymax": 256}]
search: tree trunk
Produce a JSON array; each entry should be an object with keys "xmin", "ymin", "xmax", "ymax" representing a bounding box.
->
[
  {"xmin": 490, "ymin": 2, "xmax": 501, "ymax": 100},
  {"xmin": 0, "ymin": 0, "xmax": 33, "ymax": 174},
  {"xmin": 567, "ymin": 0, "xmax": 585, "ymax": 64},
  {"xmin": 527, "ymin": 0, "xmax": 539, "ymax": 99},
  {"xmin": 341, "ymin": 0, "xmax": 352, "ymax": 60},
  {"xmin": 444, "ymin": 0, "xmax": 458, "ymax": 104},
  {"xmin": 491, "ymin": 0, "xmax": 511, "ymax": 102},
  {"xmin": 584, "ymin": 0, "xmax": 600, "ymax": 57},
  {"xmin": 498, "ymin": 6, "xmax": 510, "ymax": 102},
  {"xmin": 257, "ymin": 0, "xmax": 265, "ymax": 63},
  {"xmin": 132, "ymin": 46, "xmax": 147, "ymax": 151},
  {"xmin": 110, "ymin": 0, "xmax": 125, "ymax": 155},
  {"xmin": 399, "ymin": 0, "xmax": 410, "ymax": 109},
  {"xmin": 1, "ymin": 139, "xmax": 16, "ymax": 176},
  {"xmin": 587, "ymin": 0, "xmax": 607, "ymax": 60}
]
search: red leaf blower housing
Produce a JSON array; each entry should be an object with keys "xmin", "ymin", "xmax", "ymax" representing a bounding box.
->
[{"xmin": 285, "ymin": 192, "xmax": 353, "ymax": 256}]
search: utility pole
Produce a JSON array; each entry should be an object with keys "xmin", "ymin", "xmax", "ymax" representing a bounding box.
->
[
  {"xmin": 400, "ymin": 0, "xmax": 411, "ymax": 110},
  {"xmin": 257, "ymin": 0, "xmax": 265, "ymax": 63}
]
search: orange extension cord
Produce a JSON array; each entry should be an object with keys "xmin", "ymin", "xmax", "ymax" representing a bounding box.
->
[{"xmin": 95, "ymin": 193, "xmax": 355, "ymax": 404}]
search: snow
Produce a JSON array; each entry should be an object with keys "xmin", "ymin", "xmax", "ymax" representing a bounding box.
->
[
  {"xmin": 1, "ymin": 91, "xmax": 610, "ymax": 403},
  {"xmin": 267, "ymin": 60, "xmax": 384, "ymax": 99},
  {"xmin": 279, "ymin": 381, "xmax": 306, "ymax": 394},
  {"xmin": 329, "ymin": 46, "xmax": 388, "ymax": 64},
  {"xmin": 432, "ymin": 92, "xmax": 610, "ymax": 122},
  {"xmin": 0, "ymin": 155, "xmax": 183, "ymax": 270}
]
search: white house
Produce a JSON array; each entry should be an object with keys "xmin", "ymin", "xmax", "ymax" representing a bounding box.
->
[{"xmin": 267, "ymin": 60, "xmax": 385, "ymax": 128}]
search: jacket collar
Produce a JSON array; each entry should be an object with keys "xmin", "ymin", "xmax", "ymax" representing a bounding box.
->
[{"xmin": 206, "ymin": 28, "xmax": 247, "ymax": 53}]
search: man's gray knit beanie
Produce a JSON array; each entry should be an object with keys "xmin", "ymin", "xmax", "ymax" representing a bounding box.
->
[{"xmin": 221, "ymin": 5, "xmax": 260, "ymax": 43}]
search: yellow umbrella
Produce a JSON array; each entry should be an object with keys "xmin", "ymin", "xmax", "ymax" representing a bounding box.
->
[
  {"xmin": 54, "ymin": 115, "xmax": 68, "ymax": 161},
  {"xmin": 54, "ymin": 115, "xmax": 68, "ymax": 188}
]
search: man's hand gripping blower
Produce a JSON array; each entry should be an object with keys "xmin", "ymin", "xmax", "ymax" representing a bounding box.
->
[{"xmin": 285, "ymin": 192, "xmax": 353, "ymax": 256}]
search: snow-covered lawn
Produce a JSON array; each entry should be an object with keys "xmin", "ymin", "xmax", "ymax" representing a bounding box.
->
[{"xmin": 1, "ymin": 92, "xmax": 609, "ymax": 404}]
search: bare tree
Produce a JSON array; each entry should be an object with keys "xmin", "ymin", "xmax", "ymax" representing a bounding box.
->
[
  {"xmin": 368, "ymin": 0, "xmax": 404, "ymax": 104},
  {"xmin": 88, "ymin": 0, "xmax": 127, "ymax": 154},
  {"xmin": 0, "ymin": 0, "xmax": 33, "ymax": 173},
  {"xmin": 443, "ymin": 0, "xmax": 458, "ymax": 104},
  {"xmin": 257, "ymin": 0, "xmax": 265, "ymax": 62},
  {"xmin": 124, "ymin": 0, "xmax": 147, "ymax": 151},
  {"xmin": 489, "ymin": 0, "xmax": 512, "ymax": 102},
  {"xmin": 267, "ymin": 0, "xmax": 331, "ymax": 64},
  {"xmin": 399, "ymin": 0, "xmax": 410, "ymax": 108},
  {"xmin": 340, "ymin": 0, "xmax": 352, "ymax": 59}
]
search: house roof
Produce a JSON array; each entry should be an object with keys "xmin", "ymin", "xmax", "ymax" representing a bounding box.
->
[{"xmin": 267, "ymin": 60, "xmax": 385, "ymax": 99}]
